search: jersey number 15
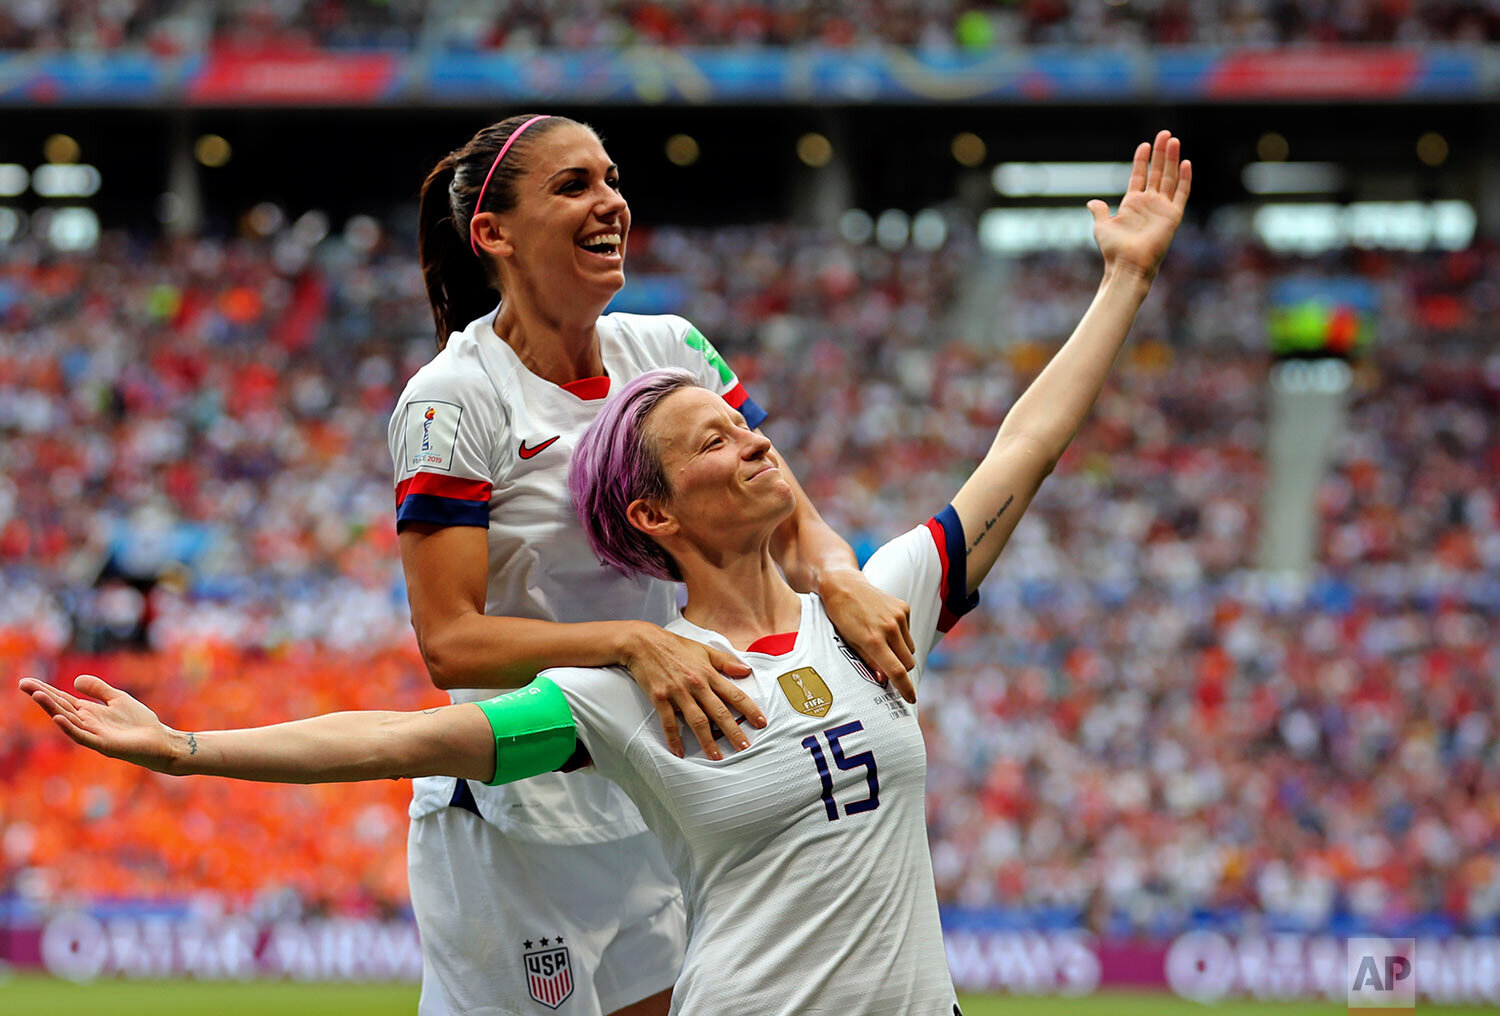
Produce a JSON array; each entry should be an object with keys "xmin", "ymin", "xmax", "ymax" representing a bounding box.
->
[{"xmin": 800, "ymin": 721, "xmax": 880, "ymax": 821}]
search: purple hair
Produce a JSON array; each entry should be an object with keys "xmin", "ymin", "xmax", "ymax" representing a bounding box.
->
[{"xmin": 570, "ymin": 368, "xmax": 702, "ymax": 581}]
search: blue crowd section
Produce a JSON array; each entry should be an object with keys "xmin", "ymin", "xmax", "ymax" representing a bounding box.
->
[{"xmin": 0, "ymin": 46, "xmax": 1490, "ymax": 106}]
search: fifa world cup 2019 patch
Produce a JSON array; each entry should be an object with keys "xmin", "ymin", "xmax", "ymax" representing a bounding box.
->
[
  {"xmin": 403, "ymin": 400, "xmax": 463, "ymax": 472},
  {"xmin": 777, "ymin": 667, "xmax": 832, "ymax": 717}
]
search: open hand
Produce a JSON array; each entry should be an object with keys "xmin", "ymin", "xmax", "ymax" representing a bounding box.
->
[
  {"xmin": 818, "ymin": 568, "xmax": 917, "ymax": 703},
  {"xmin": 19, "ymin": 675, "xmax": 179, "ymax": 774},
  {"xmin": 621, "ymin": 624, "xmax": 768, "ymax": 760},
  {"xmin": 1088, "ymin": 130, "xmax": 1191, "ymax": 282}
]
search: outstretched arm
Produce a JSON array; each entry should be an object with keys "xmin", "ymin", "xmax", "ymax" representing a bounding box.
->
[
  {"xmin": 953, "ymin": 130, "xmax": 1192, "ymax": 593},
  {"xmin": 19, "ymin": 675, "xmax": 497, "ymax": 784}
]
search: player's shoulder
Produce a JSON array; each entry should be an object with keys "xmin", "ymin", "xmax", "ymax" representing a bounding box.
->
[
  {"xmin": 861, "ymin": 522, "xmax": 943, "ymax": 594},
  {"xmin": 541, "ymin": 666, "xmax": 652, "ymax": 742},
  {"xmin": 863, "ymin": 507, "xmax": 977, "ymax": 640},
  {"xmin": 662, "ymin": 615, "xmax": 738, "ymax": 656},
  {"xmin": 394, "ymin": 321, "xmax": 514, "ymax": 423},
  {"xmin": 398, "ymin": 342, "xmax": 482, "ymax": 390},
  {"xmin": 543, "ymin": 664, "xmax": 642, "ymax": 704},
  {"xmin": 600, "ymin": 311, "xmax": 697, "ymax": 361},
  {"xmin": 603, "ymin": 312, "xmax": 753, "ymax": 416}
]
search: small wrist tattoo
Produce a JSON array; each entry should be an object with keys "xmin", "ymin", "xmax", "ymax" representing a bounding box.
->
[
  {"xmin": 966, "ymin": 494, "xmax": 1016, "ymax": 556},
  {"xmin": 187, "ymin": 732, "xmax": 198, "ymax": 756}
]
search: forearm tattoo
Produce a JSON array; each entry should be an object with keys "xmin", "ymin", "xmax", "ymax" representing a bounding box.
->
[
  {"xmin": 966, "ymin": 495, "xmax": 1015, "ymax": 556},
  {"xmin": 187, "ymin": 732, "xmax": 198, "ymax": 756}
]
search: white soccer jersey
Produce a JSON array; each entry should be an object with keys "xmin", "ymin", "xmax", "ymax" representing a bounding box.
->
[
  {"xmin": 540, "ymin": 508, "xmax": 978, "ymax": 1015},
  {"xmin": 388, "ymin": 307, "xmax": 766, "ymax": 844}
]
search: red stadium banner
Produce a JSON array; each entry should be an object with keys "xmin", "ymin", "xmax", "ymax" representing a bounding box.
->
[
  {"xmin": 188, "ymin": 49, "xmax": 399, "ymax": 104},
  {"xmin": 1206, "ymin": 48, "xmax": 1421, "ymax": 98}
]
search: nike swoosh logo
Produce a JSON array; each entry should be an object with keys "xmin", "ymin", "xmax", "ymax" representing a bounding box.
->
[{"xmin": 518, "ymin": 435, "xmax": 561, "ymax": 459}]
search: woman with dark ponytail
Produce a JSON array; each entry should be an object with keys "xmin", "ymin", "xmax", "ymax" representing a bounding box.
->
[
  {"xmin": 27, "ymin": 130, "xmax": 1191, "ymax": 1016},
  {"xmin": 416, "ymin": 151, "xmax": 501, "ymax": 350},
  {"xmin": 390, "ymin": 114, "xmax": 919, "ymax": 1015}
]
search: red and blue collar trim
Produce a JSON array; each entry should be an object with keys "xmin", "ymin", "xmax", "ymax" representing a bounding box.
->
[
  {"xmin": 746, "ymin": 631, "xmax": 797, "ymax": 656},
  {"xmin": 561, "ymin": 375, "xmax": 610, "ymax": 401}
]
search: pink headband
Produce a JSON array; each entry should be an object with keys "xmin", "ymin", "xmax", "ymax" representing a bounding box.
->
[{"xmin": 470, "ymin": 114, "xmax": 552, "ymax": 257}]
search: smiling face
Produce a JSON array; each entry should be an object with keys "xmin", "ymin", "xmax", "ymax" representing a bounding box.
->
[
  {"xmin": 634, "ymin": 387, "xmax": 797, "ymax": 553},
  {"xmin": 482, "ymin": 123, "xmax": 629, "ymax": 310}
]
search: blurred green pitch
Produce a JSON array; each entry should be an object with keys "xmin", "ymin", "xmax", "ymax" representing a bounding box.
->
[{"xmin": 5, "ymin": 976, "xmax": 1498, "ymax": 1016}]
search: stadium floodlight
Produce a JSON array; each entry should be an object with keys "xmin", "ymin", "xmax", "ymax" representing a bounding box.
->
[
  {"xmin": 1253, "ymin": 200, "xmax": 1476, "ymax": 254},
  {"xmin": 1253, "ymin": 203, "xmax": 1341, "ymax": 254},
  {"xmin": 44, "ymin": 207, "xmax": 99, "ymax": 250},
  {"xmin": 0, "ymin": 207, "xmax": 24, "ymax": 243},
  {"xmin": 911, "ymin": 209, "xmax": 947, "ymax": 251},
  {"xmin": 43, "ymin": 133, "xmax": 80, "ymax": 164},
  {"xmin": 32, "ymin": 163, "xmax": 102, "ymax": 198},
  {"xmin": 665, "ymin": 134, "xmax": 700, "ymax": 167},
  {"xmin": 1417, "ymin": 131, "xmax": 1449, "ymax": 167},
  {"xmin": 1429, "ymin": 200, "xmax": 1478, "ymax": 249},
  {"xmin": 797, "ymin": 133, "xmax": 833, "ymax": 168},
  {"xmin": 951, "ymin": 133, "xmax": 986, "ymax": 168},
  {"xmin": 839, "ymin": 208, "xmax": 873, "ymax": 244},
  {"xmin": 1242, "ymin": 162, "xmax": 1345, "ymax": 194},
  {"xmin": 0, "ymin": 165, "xmax": 27, "ymax": 197},
  {"xmin": 979, "ymin": 207, "xmax": 1097, "ymax": 254},
  {"xmin": 991, "ymin": 162, "xmax": 1133, "ymax": 198},
  {"xmin": 875, "ymin": 209, "xmax": 909, "ymax": 250},
  {"xmin": 195, "ymin": 134, "xmax": 233, "ymax": 168},
  {"xmin": 1257, "ymin": 132, "xmax": 1291, "ymax": 162}
]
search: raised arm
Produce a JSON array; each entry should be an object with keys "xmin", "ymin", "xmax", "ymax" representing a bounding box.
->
[
  {"xmin": 401, "ymin": 522, "xmax": 763, "ymax": 759},
  {"xmin": 19, "ymin": 675, "xmax": 497, "ymax": 784},
  {"xmin": 952, "ymin": 130, "xmax": 1191, "ymax": 593}
]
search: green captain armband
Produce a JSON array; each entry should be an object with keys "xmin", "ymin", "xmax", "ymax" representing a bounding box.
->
[{"xmin": 473, "ymin": 677, "xmax": 579, "ymax": 787}]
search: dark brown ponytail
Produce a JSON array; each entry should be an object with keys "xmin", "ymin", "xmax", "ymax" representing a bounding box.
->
[
  {"xmin": 416, "ymin": 113, "xmax": 587, "ymax": 350},
  {"xmin": 417, "ymin": 153, "xmax": 495, "ymax": 349}
]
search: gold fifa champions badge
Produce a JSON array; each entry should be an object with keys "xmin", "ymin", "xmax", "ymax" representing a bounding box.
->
[{"xmin": 777, "ymin": 667, "xmax": 832, "ymax": 717}]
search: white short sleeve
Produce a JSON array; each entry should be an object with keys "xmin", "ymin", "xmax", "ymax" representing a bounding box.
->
[
  {"xmin": 644, "ymin": 313, "xmax": 768, "ymax": 430},
  {"xmin": 540, "ymin": 665, "xmax": 654, "ymax": 778},
  {"xmin": 860, "ymin": 505, "xmax": 979, "ymax": 685},
  {"xmin": 387, "ymin": 357, "xmax": 506, "ymax": 530}
]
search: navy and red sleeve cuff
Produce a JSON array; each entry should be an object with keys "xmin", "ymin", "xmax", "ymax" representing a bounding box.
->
[
  {"xmin": 722, "ymin": 381, "xmax": 768, "ymax": 431},
  {"xmin": 923, "ymin": 504, "xmax": 980, "ymax": 633},
  {"xmin": 395, "ymin": 473, "xmax": 492, "ymax": 530}
]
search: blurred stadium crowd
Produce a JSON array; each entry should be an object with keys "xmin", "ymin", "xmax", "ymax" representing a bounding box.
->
[
  {"xmin": 2, "ymin": 215, "xmax": 1498, "ymax": 937},
  {"xmin": 5, "ymin": 0, "xmax": 1500, "ymax": 52}
]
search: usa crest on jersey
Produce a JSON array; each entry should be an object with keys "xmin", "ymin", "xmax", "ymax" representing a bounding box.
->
[
  {"xmin": 523, "ymin": 939, "xmax": 573, "ymax": 1009},
  {"xmin": 834, "ymin": 632, "xmax": 883, "ymax": 687}
]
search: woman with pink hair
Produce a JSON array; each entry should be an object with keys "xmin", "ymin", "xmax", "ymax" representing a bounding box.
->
[
  {"xmin": 23, "ymin": 132, "xmax": 1190, "ymax": 1015},
  {"xmin": 398, "ymin": 111, "xmax": 916, "ymax": 1016}
]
